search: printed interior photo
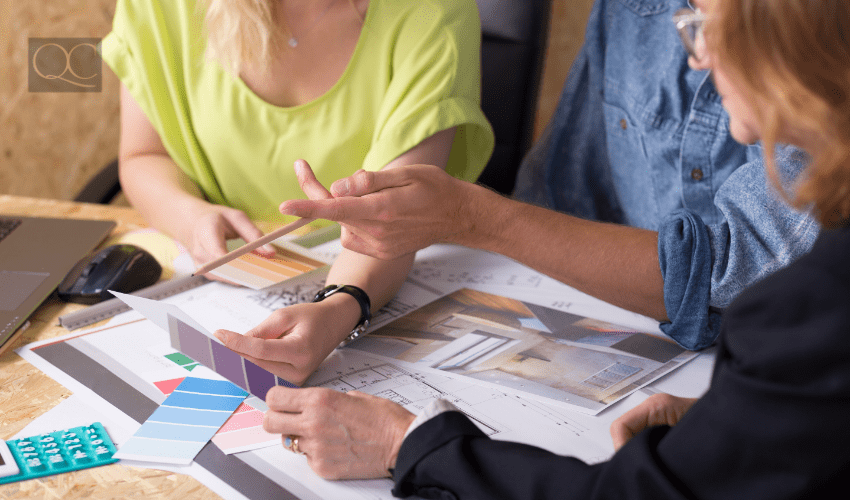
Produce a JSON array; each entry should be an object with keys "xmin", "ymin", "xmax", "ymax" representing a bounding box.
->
[{"xmin": 351, "ymin": 288, "xmax": 697, "ymax": 412}]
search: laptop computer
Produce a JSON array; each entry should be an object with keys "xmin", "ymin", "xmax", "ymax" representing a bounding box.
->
[{"xmin": 0, "ymin": 215, "xmax": 115, "ymax": 349}]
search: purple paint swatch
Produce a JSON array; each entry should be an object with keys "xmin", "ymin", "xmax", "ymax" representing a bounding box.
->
[
  {"xmin": 244, "ymin": 360, "xmax": 276, "ymax": 399},
  {"xmin": 177, "ymin": 320, "xmax": 213, "ymax": 368},
  {"xmin": 276, "ymin": 376, "xmax": 298, "ymax": 389},
  {"xmin": 167, "ymin": 315, "xmax": 295, "ymax": 399},
  {"xmin": 211, "ymin": 341, "xmax": 249, "ymax": 392}
]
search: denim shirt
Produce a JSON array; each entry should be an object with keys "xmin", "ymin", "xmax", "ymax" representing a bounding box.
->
[{"xmin": 514, "ymin": 0, "xmax": 819, "ymax": 349}]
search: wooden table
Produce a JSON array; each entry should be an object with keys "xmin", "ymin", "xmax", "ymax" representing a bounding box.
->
[{"xmin": 0, "ymin": 196, "xmax": 220, "ymax": 499}]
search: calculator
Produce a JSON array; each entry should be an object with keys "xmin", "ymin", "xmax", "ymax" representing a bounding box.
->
[{"xmin": 0, "ymin": 423, "xmax": 118, "ymax": 485}]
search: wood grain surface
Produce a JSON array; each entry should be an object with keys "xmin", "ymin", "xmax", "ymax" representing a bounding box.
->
[{"xmin": 0, "ymin": 196, "xmax": 219, "ymax": 499}]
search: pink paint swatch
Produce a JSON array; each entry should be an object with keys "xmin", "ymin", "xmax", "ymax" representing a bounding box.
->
[{"xmin": 211, "ymin": 402, "xmax": 280, "ymax": 454}]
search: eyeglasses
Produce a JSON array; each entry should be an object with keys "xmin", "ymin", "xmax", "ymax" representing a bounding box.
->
[{"xmin": 673, "ymin": 8, "xmax": 708, "ymax": 62}]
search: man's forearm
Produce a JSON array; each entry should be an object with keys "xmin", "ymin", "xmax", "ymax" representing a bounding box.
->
[{"xmin": 455, "ymin": 183, "xmax": 668, "ymax": 321}]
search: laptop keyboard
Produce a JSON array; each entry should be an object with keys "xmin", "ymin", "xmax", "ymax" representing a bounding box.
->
[{"xmin": 0, "ymin": 218, "xmax": 22, "ymax": 243}]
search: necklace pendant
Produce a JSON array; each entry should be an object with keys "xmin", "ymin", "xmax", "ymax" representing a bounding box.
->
[{"xmin": 288, "ymin": 37, "xmax": 298, "ymax": 48}]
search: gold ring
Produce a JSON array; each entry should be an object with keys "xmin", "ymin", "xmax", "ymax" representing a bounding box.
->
[{"xmin": 284, "ymin": 435, "xmax": 305, "ymax": 455}]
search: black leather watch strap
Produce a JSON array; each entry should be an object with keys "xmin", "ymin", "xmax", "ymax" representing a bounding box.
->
[{"xmin": 312, "ymin": 284, "xmax": 372, "ymax": 345}]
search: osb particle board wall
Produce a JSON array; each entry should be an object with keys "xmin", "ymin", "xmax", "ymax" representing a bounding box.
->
[
  {"xmin": 0, "ymin": 0, "xmax": 119, "ymax": 201},
  {"xmin": 0, "ymin": 0, "xmax": 594, "ymax": 201}
]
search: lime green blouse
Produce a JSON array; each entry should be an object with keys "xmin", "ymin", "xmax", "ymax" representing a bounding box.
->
[{"xmin": 102, "ymin": 0, "xmax": 494, "ymax": 224}]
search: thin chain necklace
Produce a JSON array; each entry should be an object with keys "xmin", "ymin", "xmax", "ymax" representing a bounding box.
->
[{"xmin": 287, "ymin": 0, "xmax": 340, "ymax": 48}]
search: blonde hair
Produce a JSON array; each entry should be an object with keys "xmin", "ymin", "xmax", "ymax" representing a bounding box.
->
[
  {"xmin": 203, "ymin": 0, "xmax": 281, "ymax": 75},
  {"xmin": 707, "ymin": 0, "xmax": 850, "ymax": 228},
  {"xmin": 202, "ymin": 0, "xmax": 364, "ymax": 75}
]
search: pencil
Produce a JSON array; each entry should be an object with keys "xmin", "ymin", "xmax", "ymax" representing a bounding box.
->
[{"xmin": 192, "ymin": 218, "xmax": 314, "ymax": 276}]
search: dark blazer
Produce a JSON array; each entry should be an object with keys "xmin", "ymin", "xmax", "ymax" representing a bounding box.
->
[{"xmin": 392, "ymin": 224, "xmax": 850, "ymax": 499}]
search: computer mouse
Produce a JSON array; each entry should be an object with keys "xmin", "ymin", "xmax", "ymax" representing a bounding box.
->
[{"xmin": 58, "ymin": 244, "xmax": 162, "ymax": 304}]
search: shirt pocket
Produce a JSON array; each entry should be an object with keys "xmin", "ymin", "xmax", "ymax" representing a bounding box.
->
[
  {"xmin": 601, "ymin": 100, "xmax": 665, "ymax": 230},
  {"xmin": 603, "ymin": 0, "xmax": 688, "ymax": 126}
]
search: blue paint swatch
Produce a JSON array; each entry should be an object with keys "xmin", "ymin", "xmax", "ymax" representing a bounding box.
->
[
  {"xmin": 178, "ymin": 377, "xmax": 250, "ymax": 396},
  {"xmin": 146, "ymin": 406, "xmax": 230, "ymax": 427},
  {"xmin": 134, "ymin": 422, "xmax": 218, "ymax": 442},
  {"xmin": 165, "ymin": 391, "xmax": 244, "ymax": 412},
  {"xmin": 113, "ymin": 377, "xmax": 248, "ymax": 465}
]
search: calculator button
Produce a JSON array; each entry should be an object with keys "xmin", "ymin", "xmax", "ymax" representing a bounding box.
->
[
  {"xmin": 71, "ymin": 450, "xmax": 92, "ymax": 464},
  {"xmin": 25, "ymin": 457, "xmax": 48, "ymax": 472},
  {"xmin": 47, "ymin": 454, "xmax": 69, "ymax": 468}
]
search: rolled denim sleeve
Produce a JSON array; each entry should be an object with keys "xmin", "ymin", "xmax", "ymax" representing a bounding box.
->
[
  {"xmin": 659, "ymin": 145, "xmax": 819, "ymax": 349},
  {"xmin": 658, "ymin": 209, "xmax": 722, "ymax": 350}
]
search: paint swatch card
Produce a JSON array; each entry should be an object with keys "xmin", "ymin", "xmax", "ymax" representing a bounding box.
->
[
  {"xmin": 155, "ymin": 354, "xmax": 279, "ymax": 454},
  {"xmin": 169, "ymin": 315, "xmax": 297, "ymax": 398},
  {"xmin": 207, "ymin": 246, "xmax": 326, "ymax": 290},
  {"xmin": 111, "ymin": 291, "xmax": 297, "ymax": 400},
  {"xmin": 113, "ymin": 377, "xmax": 247, "ymax": 465}
]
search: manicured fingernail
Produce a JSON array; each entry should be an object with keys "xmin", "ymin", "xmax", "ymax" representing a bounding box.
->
[{"xmin": 213, "ymin": 331, "xmax": 225, "ymax": 343}]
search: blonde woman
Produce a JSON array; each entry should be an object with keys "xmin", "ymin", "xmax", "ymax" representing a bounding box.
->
[
  {"xmin": 260, "ymin": 0, "xmax": 850, "ymax": 496},
  {"xmin": 102, "ymin": 0, "xmax": 494, "ymax": 385}
]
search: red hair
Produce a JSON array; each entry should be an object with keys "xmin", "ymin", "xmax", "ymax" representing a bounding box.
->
[{"xmin": 707, "ymin": 0, "xmax": 850, "ymax": 227}]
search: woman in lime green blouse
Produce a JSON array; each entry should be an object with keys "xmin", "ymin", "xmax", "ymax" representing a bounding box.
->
[{"xmin": 104, "ymin": 0, "xmax": 494, "ymax": 384}]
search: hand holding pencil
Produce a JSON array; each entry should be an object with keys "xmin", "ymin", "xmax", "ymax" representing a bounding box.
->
[
  {"xmin": 192, "ymin": 217, "xmax": 314, "ymax": 276},
  {"xmin": 193, "ymin": 159, "xmax": 330, "ymax": 277}
]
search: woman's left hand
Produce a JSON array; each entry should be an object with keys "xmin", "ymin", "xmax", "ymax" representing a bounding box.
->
[
  {"xmin": 213, "ymin": 298, "xmax": 357, "ymax": 386},
  {"xmin": 263, "ymin": 386, "xmax": 415, "ymax": 479}
]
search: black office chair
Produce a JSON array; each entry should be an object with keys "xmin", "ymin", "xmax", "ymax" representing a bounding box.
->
[
  {"xmin": 74, "ymin": 158, "xmax": 120, "ymax": 204},
  {"xmin": 476, "ymin": 0, "xmax": 552, "ymax": 195},
  {"xmin": 74, "ymin": 0, "xmax": 552, "ymax": 203}
]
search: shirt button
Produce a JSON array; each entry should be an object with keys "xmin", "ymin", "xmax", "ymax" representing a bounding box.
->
[
  {"xmin": 619, "ymin": 119, "xmax": 627, "ymax": 130},
  {"xmin": 691, "ymin": 168, "xmax": 704, "ymax": 181}
]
